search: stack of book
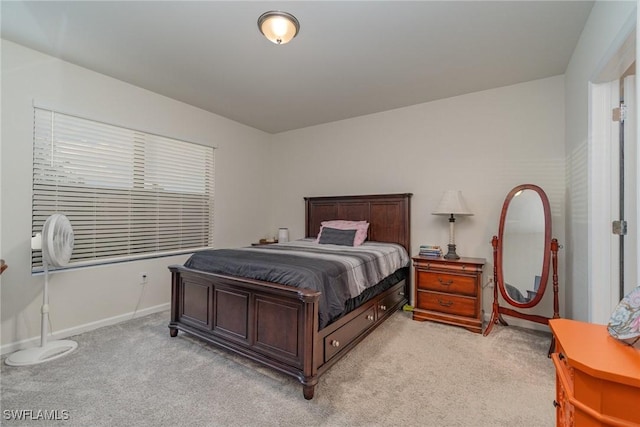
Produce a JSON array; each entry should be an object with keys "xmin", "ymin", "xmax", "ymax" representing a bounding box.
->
[{"xmin": 419, "ymin": 245, "xmax": 442, "ymax": 258}]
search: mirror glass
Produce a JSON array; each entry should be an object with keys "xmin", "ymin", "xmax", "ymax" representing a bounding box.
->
[{"xmin": 501, "ymin": 189, "xmax": 546, "ymax": 305}]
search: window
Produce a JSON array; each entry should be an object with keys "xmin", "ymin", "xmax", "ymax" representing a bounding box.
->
[{"xmin": 32, "ymin": 107, "xmax": 215, "ymax": 271}]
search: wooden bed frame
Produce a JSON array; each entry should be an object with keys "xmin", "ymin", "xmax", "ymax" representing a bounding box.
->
[{"xmin": 168, "ymin": 193, "xmax": 412, "ymax": 399}]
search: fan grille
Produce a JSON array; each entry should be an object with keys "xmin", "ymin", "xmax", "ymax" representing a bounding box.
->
[{"xmin": 42, "ymin": 214, "xmax": 74, "ymax": 267}]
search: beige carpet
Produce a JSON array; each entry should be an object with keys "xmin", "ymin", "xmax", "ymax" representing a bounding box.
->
[{"xmin": 1, "ymin": 310, "xmax": 555, "ymax": 426}]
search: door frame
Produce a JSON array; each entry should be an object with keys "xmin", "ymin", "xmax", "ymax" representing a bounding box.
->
[{"xmin": 588, "ymin": 23, "xmax": 636, "ymax": 324}]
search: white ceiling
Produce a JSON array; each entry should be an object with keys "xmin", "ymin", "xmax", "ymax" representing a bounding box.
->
[{"xmin": 1, "ymin": 1, "xmax": 594, "ymax": 134}]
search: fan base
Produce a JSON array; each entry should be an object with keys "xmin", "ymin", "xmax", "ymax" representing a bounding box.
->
[{"xmin": 5, "ymin": 340, "xmax": 78, "ymax": 366}]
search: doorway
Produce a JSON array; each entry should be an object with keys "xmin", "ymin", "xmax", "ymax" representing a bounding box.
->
[{"xmin": 589, "ymin": 28, "xmax": 638, "ymax": 324}]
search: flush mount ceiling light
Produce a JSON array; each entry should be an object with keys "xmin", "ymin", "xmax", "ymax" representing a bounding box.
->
[{"xmin": 258, "ymin": 11, "xmax": 300, "ymax": 45}]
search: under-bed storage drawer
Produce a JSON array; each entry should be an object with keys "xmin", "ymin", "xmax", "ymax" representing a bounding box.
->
[
  {"xmin": 377, "ymin": 286, "xmax": 405, "ymax": 317},
  {"xmin": 324, "ymin": 306, "xmax": 376, "ymax": 362}
]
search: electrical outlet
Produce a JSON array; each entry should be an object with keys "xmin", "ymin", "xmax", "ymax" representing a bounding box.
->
[{"xmin": 139, "ymin": 272, "xmax": 148, "ymax": 285}]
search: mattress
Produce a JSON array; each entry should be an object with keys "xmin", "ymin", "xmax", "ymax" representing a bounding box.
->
[{"xmin": 183, "ymin": 239, "xmax": 410, "ymax": 328}]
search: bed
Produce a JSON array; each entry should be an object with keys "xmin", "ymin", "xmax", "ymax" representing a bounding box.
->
[{"xmin": 168, "ymin": 193, "xmax": 412, "ymax": 399}]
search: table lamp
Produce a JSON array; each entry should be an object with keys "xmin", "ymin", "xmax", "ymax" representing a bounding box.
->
[{"xmin": 432, "ymin": 190, "xmax": 473, "ymax": 259}]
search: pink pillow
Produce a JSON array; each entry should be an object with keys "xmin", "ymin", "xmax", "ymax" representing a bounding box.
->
[{"xmin": 317, "ymin": 220, "xmax": 369, "ymax": 246}]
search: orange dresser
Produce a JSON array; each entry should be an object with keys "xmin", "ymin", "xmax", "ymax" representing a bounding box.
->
[{"xmin": 549, "ymin": 319, "xmax": 640, "ymax": 427}]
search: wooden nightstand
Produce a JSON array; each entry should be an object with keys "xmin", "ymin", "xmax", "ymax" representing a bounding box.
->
[{"xmin": 412, "ymin": 255, "xmax": 485, "ymax": 333}]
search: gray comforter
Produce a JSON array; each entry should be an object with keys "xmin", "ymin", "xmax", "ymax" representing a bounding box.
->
[{"xmin": 184, "ymin": 239, "xmax": 409, "ymax": 328}]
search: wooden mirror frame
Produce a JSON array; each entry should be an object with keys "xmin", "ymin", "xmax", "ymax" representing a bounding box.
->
[
  {"xmin": 484, "ymin": 184, "xmax": 560, "ymax": 354},
  {"xmin": 499, "ymin": 184, "xmax": 552, "ymax": 309}
]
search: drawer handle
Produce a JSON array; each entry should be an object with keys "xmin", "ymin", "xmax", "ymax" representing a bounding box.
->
[
  {"xmin": 437, "ymin": 299, "xmax": 453, "ymax": 307},
  {"xmin": 553, "ymin": 400, "xmax": 560, "ymax": 408},
  {"xmin": 437, "ymin": 278, "xmax": 453, "ymax": 286},
  {"xmin": 379, "ymin": 305, "xmax": 387, "ymax": 311},
  {"xmin": 366, "ymin": 314, "xmax": 374, "ymax": 321},
  {"xmin": 559, "ymin": 353, "xmax": 565, "ymax": 360},
  {"xmin": 331, "ymin": 340, "xmax": 340, "ymax": 348}
]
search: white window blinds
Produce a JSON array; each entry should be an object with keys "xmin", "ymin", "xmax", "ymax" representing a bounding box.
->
[{"xmin": 32, "ymin": 107, "xmax": 215, "ymax": 271}]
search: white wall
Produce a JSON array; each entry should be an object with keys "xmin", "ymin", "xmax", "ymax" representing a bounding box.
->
[
  {"xmin": 269, "ymin": 76, "xmax": 566, "ymax": 325},
  {"xmin": 3, "ymin": 23, "xmax": 594, "ymax": 350},
  {"xmin": 564, "ymin": 1, "xmax": 637, "ymax": 321},
  {"xmin": 0, "ymin": 40, "xmax": 272, "ymax": 351}
]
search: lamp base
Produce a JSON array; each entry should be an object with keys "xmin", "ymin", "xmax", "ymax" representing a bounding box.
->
[{"xmin": 443, "ymin": 244, "xmax": 460, "ymax": 260}]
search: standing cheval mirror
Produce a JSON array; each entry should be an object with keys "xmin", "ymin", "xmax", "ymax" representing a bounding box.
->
[{"xmin": 484, "ymin": 184, "xmax": 560, "ymax": 354}]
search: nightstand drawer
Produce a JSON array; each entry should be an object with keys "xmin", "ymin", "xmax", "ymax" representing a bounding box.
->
[
  {"xmin": 416, "ymin": 271, "xmax": 476, "ymax": 296},
  {"xmin": 416, "ymin": 291, "xmax": 477, "ymax": 317}
]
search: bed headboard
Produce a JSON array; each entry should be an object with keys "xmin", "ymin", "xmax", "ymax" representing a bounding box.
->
[{"xmin": 304, "ymin": 193, "xmax": 412, "ymax": 253}]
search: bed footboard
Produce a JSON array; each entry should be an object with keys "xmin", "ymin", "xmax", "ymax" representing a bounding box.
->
[
  {"xmin": 169, "ymin": 265, "xmax": 321, "ymax": 395},
  {"xmin": 169, "ymin": 266, "xmax": 407, "ymax": 399}
]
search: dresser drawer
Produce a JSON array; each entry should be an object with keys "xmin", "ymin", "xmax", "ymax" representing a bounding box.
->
[
  {"xmin": 416, "ymin": 271, "xmax": 476, "ymax": 296},
  {"xmin": 416, "ymin": 291, "xmax": 477, "ymax": 317},
  {"xmin": 324, "ymin": 306, "xmax": 376, "ymax": 362},
  {"xmin": 551, "ymin": 352, "xmax": 576, "ymax": 427}
]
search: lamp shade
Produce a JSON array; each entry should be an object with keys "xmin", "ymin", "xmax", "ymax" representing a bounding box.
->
[
  {"xmin": 258, "ymin": 11, "xmax": 300, "ymax": 45},
  {"xmin": 432, "ymin": 190, "xmax": 473, "ymax": 216}
]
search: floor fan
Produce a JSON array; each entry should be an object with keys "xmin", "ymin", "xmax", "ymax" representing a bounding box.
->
[{"xmin": 6, "ymin": 214, "xmax": 78, "ymax": 366}]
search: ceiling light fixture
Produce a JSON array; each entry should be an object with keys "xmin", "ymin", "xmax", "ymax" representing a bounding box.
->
[{"xmin": 258, "ymin": 11, "xmax": 300, "ymax": 45}]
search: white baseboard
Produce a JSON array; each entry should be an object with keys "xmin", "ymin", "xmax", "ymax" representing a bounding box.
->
[{"xmin": 1, "ymin": 303, "xmax": 170, "ymax": 356}]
